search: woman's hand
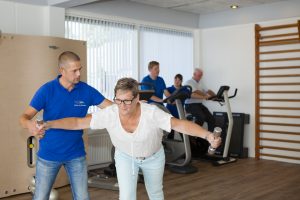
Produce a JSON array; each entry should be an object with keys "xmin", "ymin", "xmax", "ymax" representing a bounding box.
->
[{"xmin": 206, "ymin": 133, "xmax": 222, "ymax": 149}]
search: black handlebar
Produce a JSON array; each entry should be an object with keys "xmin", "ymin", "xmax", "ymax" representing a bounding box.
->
[
  {"xmin": 138, "ymin": 82, "xmax": 155, "ymax": 101},
  {"xmin": 229, "ymin": 88, "xmax": 238, "ymax": 99},
  {"xmin": 163, "ymin": 85, "xmax": 192, "ymax": 104},
  {"xmin": 139, "ymin": 82, "xmax": 155, "ymax": 89},
  {"xmin": 138, "ymin": 82, "xmax": 237, "ymax": 104},
  {"xmin": 209, "ymin": 85, "xmax": 238, "ymax": 102}
]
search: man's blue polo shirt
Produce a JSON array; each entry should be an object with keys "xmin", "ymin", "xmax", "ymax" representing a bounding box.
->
[
  {"xmin": 141, "ymin": 75, "xmax": 166, "ymax": 104},
  {"xmin": 30, "ymin": 76, "xmax": 105, "ymax": 161}
]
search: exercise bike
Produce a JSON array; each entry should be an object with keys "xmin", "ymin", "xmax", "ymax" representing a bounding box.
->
[
  {"xmin": 162, "ymin": 85, "xmax": 198, "ymax": 174},
  {"xmin": 193, "ymin": 85, "xmax": 238, "ymax": 166},
  {"xmin": 139, "ymin": 83, "xmax": 198, "ymax": 174}
]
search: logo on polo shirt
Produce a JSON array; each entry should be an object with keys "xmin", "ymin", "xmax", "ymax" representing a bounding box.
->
[{"xmin": 74, "ymin": 100, "xmax": 86, "ymax": 107}]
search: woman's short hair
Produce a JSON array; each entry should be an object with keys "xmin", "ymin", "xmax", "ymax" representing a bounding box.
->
[
  {"xmin": 174, "ymin": 74, "xmax": 183, "ymax": 81},
  {"xmin": 114, "ymin": 77, "xmax": 139, "ymax": 97},
  {"xmin": 148, "ymin": 61, "xmax": 159, "ymax": 71}
]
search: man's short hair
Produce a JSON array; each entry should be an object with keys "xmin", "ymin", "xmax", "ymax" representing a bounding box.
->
[
  {"xmin": 148, "ymin": 61, "xmax": 159, "ymax": 71},
  {"xmin": 114, "ymin": 77, "xmax": 139, "ymax": 98},
  {"xmin": 58, "ymin": 51, "xmax": 80, "ymax": 68},
  {"xmin": 194, "ymin": 68, "xmax": 203, "ymax": 74}
]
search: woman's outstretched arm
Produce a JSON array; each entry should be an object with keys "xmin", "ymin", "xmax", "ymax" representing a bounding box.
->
[
  {"xmin": 45, "ymin": 115, "xmax": 92, "ymax": 130},
  {"xmin": 171, "ymin": 117, "xmax": 221, "ymax": 148}
]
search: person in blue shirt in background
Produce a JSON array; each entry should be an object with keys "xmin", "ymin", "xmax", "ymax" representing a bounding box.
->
[
  {"xmin": 19, "ymin": 51, "xmax": 112, "ymax": 200},
  {"xmin": 166, "ymin": 74, "xmax": 184, "ymax": 118},
  {"xmin": 166, "ymin": 74, "xmax": 186, "ymax": 139},
  {"xmin": 141, "ymin": 61, "xmax": 170, "ymax": 104}
]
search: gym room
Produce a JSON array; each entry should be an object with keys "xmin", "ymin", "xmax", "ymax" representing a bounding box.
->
[{"xmin": 0, "ymin": 0, "xmax": 299, "ymax": 199}]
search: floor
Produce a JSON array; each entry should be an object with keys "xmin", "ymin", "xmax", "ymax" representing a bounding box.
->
[{"xmin": 2, "ymin": 158, "xmax": 300, "ymax": 200}]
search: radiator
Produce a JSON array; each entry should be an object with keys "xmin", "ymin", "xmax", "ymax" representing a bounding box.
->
[{"xmin": 87, "ymin": 129, "xmax": 113, "ymax": 166}]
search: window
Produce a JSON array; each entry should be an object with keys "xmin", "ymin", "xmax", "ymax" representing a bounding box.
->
[
  {"xmin": 65, "ymin": 16, "xmax": 138, "ymax": 101},
  {"xmin": 65, "ymin": 15, "xmax": 193, "ymax": 102},
  {"xmin": 139, "ymin": 27, "xmax": 193, "ymax": 86}
]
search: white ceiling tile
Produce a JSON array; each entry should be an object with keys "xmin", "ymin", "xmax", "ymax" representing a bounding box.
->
[
  {"xmin": 129, "ymin": 0, "xmax": 207, "ymax": 8},
  {"xmin": 129, "ymin": 0, "xmax": 285, "ymax": 14},
  {"xmin": 3, "ymin": 0, "xmax": 287, "ymax": 13}
]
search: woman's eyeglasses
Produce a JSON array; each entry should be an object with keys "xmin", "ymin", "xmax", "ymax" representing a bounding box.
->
[{"xmin": 113, "ymin": 96, "xmax": 136, "ymax": 105}]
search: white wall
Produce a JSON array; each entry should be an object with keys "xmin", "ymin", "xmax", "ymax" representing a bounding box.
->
[
  {"xmin": 46, "ymin": 6, "xmax": 65, "ymax": 37},
  {"xmin": 193, "ymin": 29, "xmax": 201, "ymax": 70},
  {"xmin": 0, "ymin": 1, "xmax": 64, "ymax": 37},
  {"xmin": 200, "ymin": 23, "xmax": 255, "ymax": 157},
  {"xmin": 199, "ymin": 17, "xmax": 300, "ymax": 161},
  {"xmin": 199, "ymin": 0, "xmax": 300, "ymax": 28}
]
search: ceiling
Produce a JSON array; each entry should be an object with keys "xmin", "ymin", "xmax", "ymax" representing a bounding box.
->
[
  {"xmin": 129, "ymin": 0, "xmax": 286, "ymax": 15},
  {"xmin": 2, "ymin": 0, "xmax": 287, "ymax": 15},
  {"xmin": 0, "ymin": 0, "xmax": 105, "ymax": 7}
]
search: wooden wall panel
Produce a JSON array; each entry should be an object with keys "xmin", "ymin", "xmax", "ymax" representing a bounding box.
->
[
  {"xmin": 255, "ymin": 20, "xmax": 300, "ymax": 164},
  {"xmin": 0, "ymin": 34, "xmax": 87, "ymax": 198}
]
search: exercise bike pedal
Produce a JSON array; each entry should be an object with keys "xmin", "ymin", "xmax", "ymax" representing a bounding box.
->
[{"xmin": 103, "ymin": 164, "xmax": 117, "ymax": 177}]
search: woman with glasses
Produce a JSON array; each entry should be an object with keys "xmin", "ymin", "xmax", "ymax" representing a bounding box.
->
[{"xmin": 42, "ymin": 77, "xmax": 221, "ymax": 200}]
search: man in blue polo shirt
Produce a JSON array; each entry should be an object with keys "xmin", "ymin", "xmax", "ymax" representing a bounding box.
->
[
  {"xmin": 141, "ymin": 61, "xmax": 170, "ymax": 104},
  {"xmin": 20, "ymin": 51, "xmax": 112, "ymax": 200}
]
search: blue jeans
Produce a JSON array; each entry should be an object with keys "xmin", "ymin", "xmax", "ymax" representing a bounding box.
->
[
  {"xmin": 115, "ymin": 146, "xmax": 165, "ymax": 200},
  {"xmin": 33, "ymin": 156, "xmax": 89, "ymax": 200}
]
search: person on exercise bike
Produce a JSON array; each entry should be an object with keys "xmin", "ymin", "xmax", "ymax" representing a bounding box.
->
[
  {"xmin": 185, "ymin": 68, "xmax": 216, "ymax": 131},
  {"xmin": 166, "ymin": 74, "xmax": 185, "ymax": 139},
  {"xmin": 42, "ymin": 77, "xmax": 221, "ymax": 200},
  {"xmin": 166, "ymin": 74, "xmax": 184, "ymax": 118},
  {"xmin": 185, "ymin": 68, "xmax": 216, "ymax": 157}
]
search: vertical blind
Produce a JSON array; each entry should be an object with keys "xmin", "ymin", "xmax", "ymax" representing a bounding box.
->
[
  {"xmin": 65, "ymin": 15, "xmax": 194, "ymax": 104},
  {"xmin": 139, "ymin": 27, "xmax": 193, "ymax": 86},
  {"xmin": 65, "ymin": 16, "xmax": 138, "ymax": 102}
]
